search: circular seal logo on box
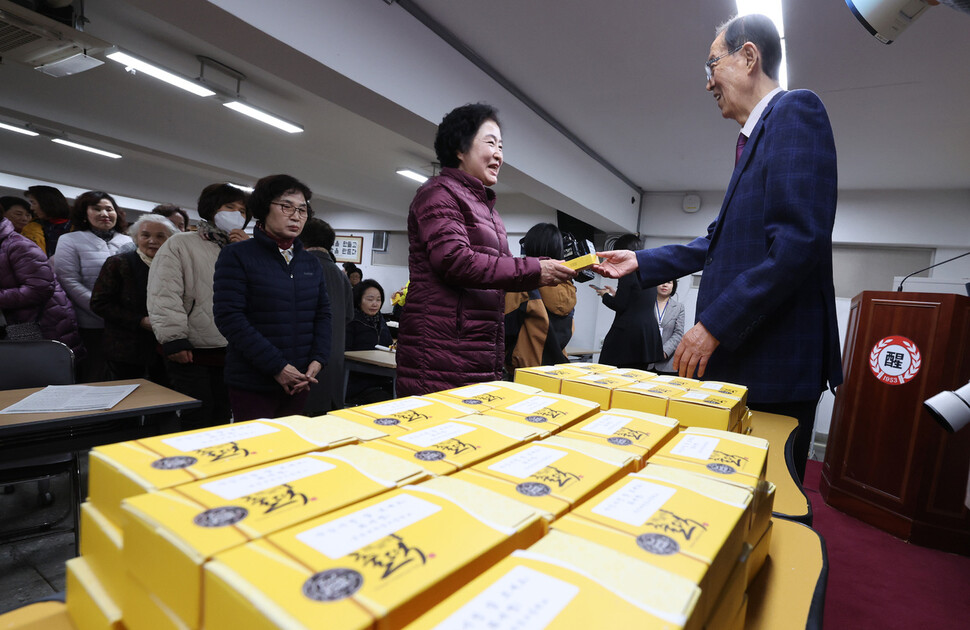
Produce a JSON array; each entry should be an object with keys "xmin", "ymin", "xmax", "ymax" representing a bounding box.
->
[
  {"xmin": 525, "ymin": 415, "xmax": 547, "ymax": 424},
  {"xmin": 516, "ymin": 482, "xmax": 551, "ymax": 497},
  {"xmin": 869, "ymin": 335, "xmax": 921, "ymax": 386},
  {"xmin": 374, "ymin": 417, "xmax": 400, "ymax": 426},
  {"xmin": 461, "ymin": 399, "xmax": 483, "ymax": 405},
  {"xmin": 150, "ymin": 456, "xmax": 197, "ymax": 470},
  {"xmin": 608, "ymin": 437, "xmax": 633, "ymax": 446},
  {"xmin": 193, "ymin": 506, "xmax": 248, "ymax": 528},
  {"xmin": 302, "ymin": 568, "xmax": 363, "ymax": 602},
  {"xmin": 636, "ymin": 533, "xmax": 680, "ymax": 555},
  {"xmin": 415, "ymin": 450, "xmax": 446, "ymax": 461},
  {"xmin": 706, "ymin": 462, "xmax": 736, "ymax": 475}
]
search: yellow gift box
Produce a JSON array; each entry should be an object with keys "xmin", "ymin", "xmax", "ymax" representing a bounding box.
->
[
  {"xmin": 562, "ymin": 252, "xmax": 599, "ymax": 271},
  {"xmin": 560, "ymin": 373, "xmax": 637, "ymax": 409},
  {"xmin": 121, "ymin": 445, "xmax": 430, "ymax": 629},
  {"xmin": 330, "ymin": 396, "xmax": 476, "ymax": 432},
  {"xmin": 65, "ymin": 557, "xmax": 123, "ymax": 630},
  {"xmin": 562, "ymin": 408, "xmax": 679, "ymax": 467},
  {"xmin": 697, "ymin": 381, "xmax": 749, "ymax": 408},
  {"xmin": 650, "ymin": 374, "xmax": 702, "ymax": 389},
  {"xmin": 651, "ymin": 427, "xmax": 768, "ymax": 482},
  {"xmin": 78, "ymin": 502, "xmax": 124, "ymax": 605},
  {"xmin": 552, "ymin": 465, "xmax": 751, "ymax": 623},
  {"xmin": 666, "ymin": 390, "xmax": 743, "ymax": 431},
  {"xmin": 122, "ymin": 573, "xmax": 189, "ymax": 630},
  {"xmin": 611, "ymin": 382, "xmax": 688, "ymax": 417},
  {"xmin": 553, "ymin": 362, "xmax": 616, "ymax": 373},
  {"xmin": 512, "ymin": 364, "xmax": 589, "ymax": 393},
  {"xmin": 487, "ymin": 392, "xmax": 599, "ymax": 433},
  {"xmin": 89, "ymin": 415, "xmax": 383, "ymax": 528},
  {"xmin": 603, "ymin": 367, "xmax": 658, "ymax": 381},
  {"xmin": 424, "ymin": 380, "xmax": 542, "ymax": 409},
  {"xmin": 202, "ymin": 476, "xmax": 547, "ymax": 630},
  {"xmin": 747, "ymin": 520, "xmax": 773, "ymax": 588},
  {"xmin": 361, "ymin": 415, "xmax": 543, "ymax": 476},
  {"xmin": 453, "ymin": 434, "xmax": 638, "ymax": 521},
  {"xmin": 705, "ymin": 545, "xmax": 750, "ymax": 630},
  {"xmin": 405, "ymin": 530, "xmax": 702, "ymax": 630}
]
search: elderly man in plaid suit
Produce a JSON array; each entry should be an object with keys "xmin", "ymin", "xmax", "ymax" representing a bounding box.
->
[{"xmin": 596, "ymin": 14, "xmax": 841, "ymax": 482}]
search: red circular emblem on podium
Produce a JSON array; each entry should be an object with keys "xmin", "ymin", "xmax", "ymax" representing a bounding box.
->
[{"xmin": 869, "ymin": 335, "xmax": 921, "ymax": 385}]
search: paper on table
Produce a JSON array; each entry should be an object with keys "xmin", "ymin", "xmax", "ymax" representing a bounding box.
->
[{"xmin": 0, "ymin": 384, "xmax": 140, "ymax": 414}]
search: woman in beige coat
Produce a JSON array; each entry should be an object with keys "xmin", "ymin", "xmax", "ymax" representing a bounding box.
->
[{"xmin": 147, "ymin": 183, "xmax": 249, "ymax": 428}]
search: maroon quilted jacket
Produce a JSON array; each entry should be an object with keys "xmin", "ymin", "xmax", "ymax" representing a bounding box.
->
[
  {"xmin": 396, "ymin": 168, "xmax": 542, "ymax": 395},
  {"xmin": 0, "ymin": 218, "xmax": 84, "ymax": 357}
]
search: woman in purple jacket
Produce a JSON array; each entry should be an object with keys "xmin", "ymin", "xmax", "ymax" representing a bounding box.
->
[
  {"xmin": 0, "ymin": 217, "xmax": 83, "ymax": 355},
  {"xmin": 396, "ymin": 103, "xmax": 575, "ymax": 396}
]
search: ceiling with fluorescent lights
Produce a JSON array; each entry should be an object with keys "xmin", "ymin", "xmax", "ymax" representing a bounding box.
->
[{"xmin": 0, "ymin": 0, "xmax": 967, "ymax": 231}]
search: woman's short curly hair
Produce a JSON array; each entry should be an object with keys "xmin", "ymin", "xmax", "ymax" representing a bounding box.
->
[
  {"xmin": 71, "ymin": 191, "xmax": 127, "ymax": 233},
  {"xmin": 248, "ymin": 174, "xmax": 313, "ymax": 223},
  {"xmin": 434, "ymin": 103, "xmax": 501, "ymax": 169}
]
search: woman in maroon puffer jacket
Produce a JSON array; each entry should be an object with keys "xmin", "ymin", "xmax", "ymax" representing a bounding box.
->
[
  {"xmin": 396, "ymin": 103, "xmax": 575, "ymax": 396},
  {"xmin": 0, "ymin": 217, "xmax": 83, "ymax": 356}
]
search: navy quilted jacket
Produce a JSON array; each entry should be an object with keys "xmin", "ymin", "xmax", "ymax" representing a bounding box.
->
[{"xmin": 213, "ymin": 228, "xmax": 331, "ymax": 393}]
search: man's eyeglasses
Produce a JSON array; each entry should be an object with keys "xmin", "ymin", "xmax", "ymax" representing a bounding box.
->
[
  {"xmin": 705, "ymin": 43, "xmax": 744, "ymax": 82},
  {"xmin": 271, "ymin": 200, "xmax": 310, "ymax": 219}
]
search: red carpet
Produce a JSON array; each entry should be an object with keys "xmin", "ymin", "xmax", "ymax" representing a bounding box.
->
[{"xmin": 803, "ymin": 459, "xmax": 970, "ymax": 629}]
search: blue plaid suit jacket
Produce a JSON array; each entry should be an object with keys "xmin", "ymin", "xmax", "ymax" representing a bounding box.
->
[{"xmin": 635, "ymin": 90, "xmax": 842, "ymax": 403}]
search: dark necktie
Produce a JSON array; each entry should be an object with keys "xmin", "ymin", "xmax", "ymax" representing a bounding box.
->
[{"xmin": 735, "ymin": 132, "xmax": 747, "ymax": 165}]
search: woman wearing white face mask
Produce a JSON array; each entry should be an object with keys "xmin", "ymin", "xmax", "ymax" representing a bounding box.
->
[{"xmin": 147, "ymin": 183, "xmax": 250, "ymax": 429}]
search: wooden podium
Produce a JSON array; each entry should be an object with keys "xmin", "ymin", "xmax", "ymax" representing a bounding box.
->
[{"xmin": 821, "ymin": 291, "xmax": 970, "ymax": 554}]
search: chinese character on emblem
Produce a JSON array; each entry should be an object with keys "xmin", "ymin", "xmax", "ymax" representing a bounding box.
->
[{"xmin": 869, "ymin": 335, "xmax": 921, "ymax": 385}]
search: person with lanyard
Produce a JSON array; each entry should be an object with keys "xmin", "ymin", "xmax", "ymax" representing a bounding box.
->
[
  {"xmin": 650, "ymin": 279, "xmax": 686, "ymax": 375},
  {"xmin": 213, "ymin": 174, "xmax": 331, "ymax": 421}
]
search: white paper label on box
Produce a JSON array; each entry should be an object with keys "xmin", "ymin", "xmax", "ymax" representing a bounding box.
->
[
  {"xmin": 505, "ymin": 396, "xmax": 556, "ymax": 415},
  {"xmin": 199, "ymin": 457, "xmax": 336, "ymax": 500},
  {"xmin": 591, "ymin": 479, "xmax": 676, "ymax": 526},
  {"xmin": 296, "ymin": 494, "xmax": 441, "ymax": 559},
  {"xmin": 397, "ymin": 422, "xmax": 476, "ymax": 448},
  {"xmin": 487, "ymin": 445, "xmax": 567, "ymax": 479},
  {"xmin": 700, "ymin": 382, "xmax": 726, "ymax": 391},
  {"xmin": 681, "ymin": 390, "xmax": 716, "ymax": 402},
  {"xmin": 669, "ymin": 435, "xmax": 719, "ymax": 461},
  {"xmin": 365, "ymin": 398, "xmax": 433, "ymax": 416},
  {"xmin": 434, "ymin": 565, "xmax": 579, "ymax": 630},
  {"xmin": 581, "ymin": 414, "xmax": 632, "ymax": 436},
  {"xmin": 453, "ymin": 383, "xmax": 500, "ymax": 397},
  {"xmin": 161, "ymin": 422, "xmax": 279, "ymax": 452},
  {"xmin": 652, "ymin": 375, "xmax": 676, "ymax": 383}
]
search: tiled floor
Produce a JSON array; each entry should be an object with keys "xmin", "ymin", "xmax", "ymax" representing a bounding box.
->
[{"xmin": 0, "ymin": 462, "xmax": 82, "ymax": 614}]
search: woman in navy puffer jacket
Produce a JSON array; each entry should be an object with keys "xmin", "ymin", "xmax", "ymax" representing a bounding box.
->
[
  {"xmin": 0, "ymin": 217, "xmax": 83, "ymax": 356},
  {"xmin": 396, "ymin": 103, "xmax": 576, "ymax": 396},
  {"xmin": 214, "ymin": 174, "xmax": 331, "ymax": 421}
]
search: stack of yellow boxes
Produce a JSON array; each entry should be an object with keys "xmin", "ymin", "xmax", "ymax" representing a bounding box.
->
[
  {"xmin": 68, "ymin": 415, "xmax": 387, "ymax": 630},
  {"xmin": 64, "ymin": 365, "xmax": 774, "ymax": 630},
  {"xmin": 406, "ymin": 529, "xmax": 703, "ymax": 629}
]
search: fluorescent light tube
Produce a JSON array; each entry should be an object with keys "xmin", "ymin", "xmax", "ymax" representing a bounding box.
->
[
  {"xmin": 228, "ymin": 182, "xmax": 254, "ymax": 193},
  {"xmin": 51, "ymin": 139, "xmax": 122, "ymax": 159},
  {"xmin": 223, "ymin": 101, "xmax": 304, "ymax": 134},
  {"xmin": 0, "ymin": 122, "xmax": 39, "ymax": 137},
  {"xmin": 107, "ymin": 50, "xmax": 215, "ymax": 97},
  {"xmin": 396, "ymin": 169, "xmax": 428, "ymax": 183}
]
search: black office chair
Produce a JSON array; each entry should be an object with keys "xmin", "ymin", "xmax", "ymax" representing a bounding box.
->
[{"xmin": 0, "ymin": 340, "xmax": 79, "ymax": 549}]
